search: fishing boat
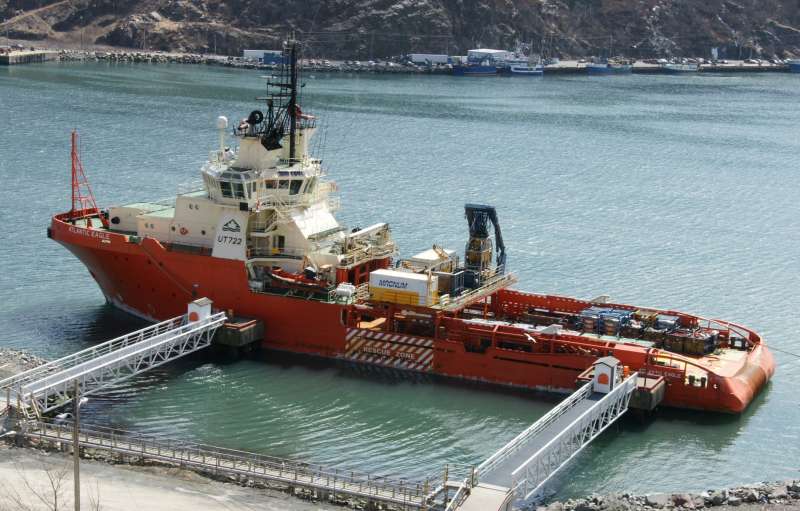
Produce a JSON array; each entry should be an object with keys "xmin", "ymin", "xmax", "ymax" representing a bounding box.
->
[
  {"xmin": 49, "ymin": 41, "xmax": 774, "ymax": 414},
  {"xmin": 452, "ymin": 63, "xmax": 497, "ymax": 76},
  {"xmin": 662, "ymin": 62, "xmax": 700, "ymax": 73},
  {"xmin": 586, "ymin": 58, "xmax": 633, "ymax": 75}
]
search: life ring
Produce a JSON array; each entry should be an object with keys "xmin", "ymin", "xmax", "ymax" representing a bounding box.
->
[{"xmin": 179, "ymin": 227, "xmax": 189, "ymax": 236}]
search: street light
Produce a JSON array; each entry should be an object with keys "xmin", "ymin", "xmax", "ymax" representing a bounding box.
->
[{"xmin": 72, "ymin": 380, "xmax": 88, "ymax": 511}]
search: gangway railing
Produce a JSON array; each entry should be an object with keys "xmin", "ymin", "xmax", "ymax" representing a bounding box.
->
[
  {"xmin": 25, "ymin": 418, "xmax": 432, "ymax": 509},
  {"xmin": 509, "ymin": 374, "xmax": 638, "ymax": 502},
  {"xmin": 0, "ymin": 306, "xmax": 226, "ymax": 419},
  {"xmin": 477, "ymin": 383, "xmax": 593, "ymax": 477}
]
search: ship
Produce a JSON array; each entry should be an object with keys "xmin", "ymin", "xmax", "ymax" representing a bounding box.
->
[
  {"xmin": 662, "ymin": 62, "xmax": 700, "ymax": 74},
  {"xmin": 452, "ymin": 63, "xmax": 497, "ymax": 76},
  {"xmin": 49, "ymin": 41, "xmax": 774, "ymax": 414},
  {"xmin": 586, "ymin": 58, "xmax": 633, "ymax": 75}
]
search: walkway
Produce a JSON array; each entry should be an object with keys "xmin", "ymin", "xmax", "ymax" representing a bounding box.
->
[
  {"xmin": 25, "ymin": 419, "xmax": 431, "ymax": 509},
  {"xmin": 0, "ymin": 299, "xmax": 225, "ymax": 419},
  {"xmin": 445, "ymin": 359, "xmax": 638, "ymax": 510}
]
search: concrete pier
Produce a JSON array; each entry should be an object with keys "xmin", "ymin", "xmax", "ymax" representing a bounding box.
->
[{"xmin": 0, "ymin": 50, "xmax": 58, "ymax": 65}]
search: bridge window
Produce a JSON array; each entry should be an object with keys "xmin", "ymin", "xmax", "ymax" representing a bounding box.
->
[
  {"xmin": 265, "ymin": 180, "xmax": 277, "ymax": 189},
  {"xmin": 233, "ymin": 182, "xmax": 245, "ymax": 199},
  {"xmin": 289, "ymin": 179, "xmax": 303, "ymax": 195},
  {"xmin": 220, "ymin": 181, "xmax": 232, "ymax": 198},
  {"xmin": 278, "ymin": 180, "xmax": 290, "ymax": 190}
]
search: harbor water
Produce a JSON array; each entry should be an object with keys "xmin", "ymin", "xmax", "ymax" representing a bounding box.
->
[{"xmin": 1, "ymin": 62, "xmax": 799, "ymax": 497}]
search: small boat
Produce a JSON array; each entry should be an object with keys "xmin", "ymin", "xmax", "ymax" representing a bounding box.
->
[
  {"xmin": 506, "ymin": 58, "xmax": 544, "ymax": 76},
  {"xmin": 452, "ymin": 62, "xmax": 497, "ymax": 76},
  {"xmin": 586, "ymin": 58, "xmax": 632, "ymax": 75},
  {"xmin": 789, "ymin": 60, "xmax": 800, "ymax": 73},
  {"xmin": 509, "ymin": 64, "xmax": 544, "ymax": 76},
  {"xmin": 662, "ymin": 62, "xmax": 699, "ymax": 73}
]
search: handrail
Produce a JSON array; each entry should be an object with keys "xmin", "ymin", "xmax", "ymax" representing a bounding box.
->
[
  {"xmin": 28, "ymin": 419, "xmax": 430, "ymax": 505},
  {"xmin": 0, "ymin": 315, "xmax": 187, "ymax": 391},
  {"xmin": 509, "ymin": 375, "xmax": 638, "ymax": 495},
  {"xmin": 477, "ymin": 383, "xmax": 592, "ymax": 476},
  {"xmin": 21, "ymin": 314, "xmax": 227, "ymax": 395}
]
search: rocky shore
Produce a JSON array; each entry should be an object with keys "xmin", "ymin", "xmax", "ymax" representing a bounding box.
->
[
  {"xmin": 0, "ymin": 348, "xmax": 46, "ymax": 381},
  {"xmin": 539, "ymin": 481, "xmax": 800, "ymax": 511},
  {"xmin": 54, "ymin": 48, "xmax": 446, "ymax": 74}
]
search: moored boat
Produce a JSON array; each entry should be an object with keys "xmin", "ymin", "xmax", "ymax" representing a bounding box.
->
[
  {"xmin": 452, "ymin": 63, "xmax": 497, "ymax": 76},
  {"xmin": 586, "ymin": 58, "xmax": 633, "ymax": 75},
  {"xmin": 789, "ymin": 59, "xmax": 800, "ymax": 73},
  {"xmin": 662, "ymin": 62, "xmax": 700, "ymax": 73},
  {"xmin": 49, "ymin": 41, "xmax": 774, "ymax": 414}
]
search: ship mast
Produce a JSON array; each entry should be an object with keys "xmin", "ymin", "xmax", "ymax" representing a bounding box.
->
[
  {"xmin": 260, "ymin": 38, "xmax": 301, "ymax": 162},
  {"xmin": 69, "ymin": 130, "xmax": 108, "ymax": 228},
  {"xmin": 288, "ymin": 41, "xmax": 298, "ymax": 163}
]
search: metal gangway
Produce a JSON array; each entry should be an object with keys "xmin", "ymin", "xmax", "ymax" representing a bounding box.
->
[
  {"xmin": 444, "ymin": 357, "xmax": 638, "ymax": 511},
  {"xmin": 0, "ymin": 299, "xmax": 226, "ymax": 420},
  {"xmin": 25, "ymin": 418, "xmax": 432, "ymax": 509}
]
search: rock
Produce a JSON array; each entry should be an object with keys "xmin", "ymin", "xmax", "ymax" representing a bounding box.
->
[
  {"xmin": 602, "ymin": 494, "xmax": 632, "ymax": 511},
  {"xmin": 744, "ymin": 489, "xmax": 759, "ymax": 502},
  {"xmin": 671, "ymin": 493, "xmax": 694, "ymax": 508},
  {"xmin": 645, "ymin": 493, "xmax": 671, "ymax": 508},
  {"xmin": 575, "ymin": 501, "xmax": 597, "ymax": 511},
  {"xmin": 727, "ymin": 496, "xmax": 742, "ymax": 506},
  {"xmin": 547, "ymin": 503, "xmax": 565, "ymax": 511},
  {"xmin": 711, "ymin": 489, "xmax": 728, "ymax": 506},
  {"xmin": 769, "ymin": 484, "xmax": 788, "ymax": 500}
]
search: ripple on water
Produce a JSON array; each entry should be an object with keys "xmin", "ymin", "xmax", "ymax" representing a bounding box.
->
[{"xmin": 1, "ymin": 66, "xmax": 799, "ymax": 495}]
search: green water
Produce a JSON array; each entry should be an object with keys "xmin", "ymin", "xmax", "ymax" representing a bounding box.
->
[{"xmin": 1, "ymin": 62, "xmax": 799, "ymax": 497}]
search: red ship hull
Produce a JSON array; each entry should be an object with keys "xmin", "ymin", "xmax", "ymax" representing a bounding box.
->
[{"xmin": 50, "ymin": 215, "xmax": 775, "ymax": 414}]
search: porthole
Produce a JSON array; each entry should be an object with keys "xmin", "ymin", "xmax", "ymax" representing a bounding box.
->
[
  {"xmin": 201, "ymin": 230, "xmax": 206, "ymax": 235},
  {"xmin": 171, "ymin": 226, "xmax": 176, "ymax": 231}
]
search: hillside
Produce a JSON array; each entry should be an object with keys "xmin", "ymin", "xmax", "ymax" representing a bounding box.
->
[{"xmin": 2, "ymin": 0, "xmax": 799, "ymax": 59}]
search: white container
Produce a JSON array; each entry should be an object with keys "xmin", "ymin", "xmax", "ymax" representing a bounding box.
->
[{"xmin": 369, "ymin": 269, "xmax": 438, "ymax": 306}]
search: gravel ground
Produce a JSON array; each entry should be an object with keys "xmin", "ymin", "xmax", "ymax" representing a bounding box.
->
[{"xmin": 0, "ymin": 444, "xmax": 340, "ymax": 511}]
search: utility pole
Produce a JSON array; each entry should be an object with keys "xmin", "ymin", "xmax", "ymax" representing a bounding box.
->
[{"xmin": 73, "ymin": 380, "xmax": 81, "ymax": 511}]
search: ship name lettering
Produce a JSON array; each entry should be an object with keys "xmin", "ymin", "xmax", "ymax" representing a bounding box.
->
[
  {"xmin": 68, "ymin": 226, "xmax": 110, "ymax": 241},
  {"xmin": 216, "ymin": 235, "xmax": 243, "ymax": 245},
  {"xmin": 645, "ymin": 368, "xmax": 682, "ymax": 379}
]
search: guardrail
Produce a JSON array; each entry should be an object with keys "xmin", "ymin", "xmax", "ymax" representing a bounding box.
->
[
  {"xmin": 26, "ymin": 419, "xmax": 431, "ymax": 509},
  {"xmin": 477, "ymin": 383, "xmax": 593, "ymax": 478},
  {"xmin": 0, "ymin": 316, "xmax": 186, "ymax": 394},
  {"xmin": 1, "ymin": 312, "xmax": 226, "ymax": 418},
  {"xmin": 509, "ymin": 375, "xmax": 638, "ymax": 502}
]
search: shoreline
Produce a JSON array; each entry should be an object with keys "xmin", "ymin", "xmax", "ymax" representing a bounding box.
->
[
  {"xmin": 538, "ymin": 481, "xmax": 800, "ymax": 510},
  {"xmin": 2, "ymin": 41, "xmax": 794, "ymax": 75}
]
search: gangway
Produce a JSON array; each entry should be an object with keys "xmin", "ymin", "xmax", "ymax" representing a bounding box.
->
[
  {"xmin": 445, "ymin": 357, "xmax": 638, "ymax": 510},
  {"xmin": 24, "ymin": 418, "xmax": 432, "ymax": 509},
  {"xmin": 0, "ymin": 298, "xmax": 225, "ymax": 420}
]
